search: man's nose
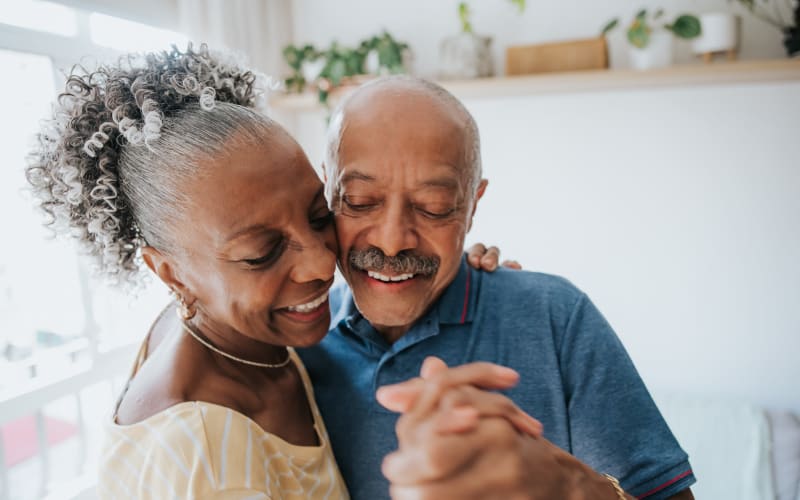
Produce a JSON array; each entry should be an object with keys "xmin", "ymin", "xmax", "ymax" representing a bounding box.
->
[
  {"xmin": 290, "ymin": 232, "xmax": 336, "ymax": 283},
  {"xmin": 365, "ymin": 204, "xmax": 418, "ymax": 257}
]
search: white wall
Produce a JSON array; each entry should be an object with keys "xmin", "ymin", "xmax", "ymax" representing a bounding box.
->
[
  {"xmin": 280, "ymin": 80, "xmax": 800, "ymax": 413},
  {"xmin": 284, "ymin": 1, "xmax": 800, "ymax": 413},
  {"xmin": 462, "ymin": 82, "xmax": 800, "ymax": 413},
  {"xmin": 291, "ymin": 0, "xmax": 788, "ymax": 77}
]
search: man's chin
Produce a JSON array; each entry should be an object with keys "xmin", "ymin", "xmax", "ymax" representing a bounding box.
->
[{"xmin": 353, "ymin": 299, "xmax": 421, "ymax": 333}]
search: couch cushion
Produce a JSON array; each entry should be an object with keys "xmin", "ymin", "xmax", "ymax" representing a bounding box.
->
[
  {"xmin": 653, "ymin": 392, "xmax": 776, "ymax": 500},
  {"xmin": 766, "ymin": 410, "xmax": 800, "ymax": 500}
]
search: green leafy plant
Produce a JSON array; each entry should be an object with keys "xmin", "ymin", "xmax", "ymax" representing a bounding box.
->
[
  {"xmin": 282, "ymin": 31, "xmax": 410, "ymax": 106},
  {"xmin": 360, "ymin": 31, "xmax": 409, "ymax": 74},
  {"xmin": 282, "ymin": 44, "xmax": 319, "ymax": 93},
  {"xmin": 602, "ymin": 9, "xmax": 702, "ymax": 48},
  {"xmin": 457, "ymin": 0, "xmax": 526, "ymax": 33}
]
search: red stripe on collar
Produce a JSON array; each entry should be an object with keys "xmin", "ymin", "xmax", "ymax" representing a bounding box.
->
[{"xmin": 460, "ymin": 268, "xmax": 471, "ymax": 324}]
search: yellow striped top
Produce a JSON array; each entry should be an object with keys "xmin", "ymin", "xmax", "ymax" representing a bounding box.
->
[{"xmin": 98, "ymin": 347, "xmax": 349, "ymax": 500}]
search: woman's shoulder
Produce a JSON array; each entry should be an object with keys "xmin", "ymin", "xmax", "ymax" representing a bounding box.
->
[
  {"xmin": 114, "ymin": 306, "xmax": 251, "ymax": 425},
  {"xmin": 101, "ymin": 401, "xmax": 268, "ymax": 498}
]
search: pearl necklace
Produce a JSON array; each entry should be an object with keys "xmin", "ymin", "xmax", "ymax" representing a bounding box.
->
[{"xmin": 180, "ymin": 320, "xmax": 292, "ymax": 369}]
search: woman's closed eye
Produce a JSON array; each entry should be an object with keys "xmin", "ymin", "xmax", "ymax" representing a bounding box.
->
[
  {"xmin": 310, "ymin": 210, "xmax": 335, "ymax": 230},
  {"xmin": 242, "ymin": 239, "xmax": 286, "ymax": 269}
]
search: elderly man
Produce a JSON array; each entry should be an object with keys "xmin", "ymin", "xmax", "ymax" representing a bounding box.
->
[{"xmin": 297, "ymin": 76, "xmax": 696, "ymax": 500}]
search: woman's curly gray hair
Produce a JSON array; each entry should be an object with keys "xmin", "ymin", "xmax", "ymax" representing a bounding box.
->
[{"xmin": 26, "ymin": 43, "xmax": 277, "ymax": 286}]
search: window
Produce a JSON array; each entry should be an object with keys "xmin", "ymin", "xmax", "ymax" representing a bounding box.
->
[
  {"xmin": 0, "ymin": 1, "xmax": 77, "ymax": 37},
  {"xmin": 0, "ymin": 5, "xmax": 185, "ymax": 499},
  {"xmin": 89, "ymin": 12, "xmax": 188, "ymax": 52}
]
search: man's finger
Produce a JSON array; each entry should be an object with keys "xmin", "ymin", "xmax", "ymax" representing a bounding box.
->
[
  {"xmin": 382, "ymin": 434, "xmax": 478, "ymax": 485},
  {"xmin": 375, "ymin": 355, "xmax": 454, "ymax": 412},
  {"xmin": 376, "ymin": 377, "xmax": 425, "ymax": 412},
  {"xmin": 431, "ymin": 405, "xmax": 480, "ymax": 434},
  {"xmin": 408, "ymin": 363, "xmax": 520, "ymax": 417},
  {"xmin": 436, "ymin": 386, "xmax": 543, "ymax": 438},
  {"xmin": 377, "ymin": 362, "xmax": 520, "ymax": 416},
  {"xmin": 385, "ymin": 417, "xmax": 514, "ymax": 486},
  {"xmin": 501, "ymin": 259, "xmax": 522, "ymax": 270},
  {"xmin": 420, "ymin": 356, "xmax": 448, "ymax": 379}
]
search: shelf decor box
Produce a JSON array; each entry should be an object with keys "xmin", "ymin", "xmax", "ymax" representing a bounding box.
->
[{"xmin": 505, "ymin": 37, "xmax": 609, "ymax": 75}]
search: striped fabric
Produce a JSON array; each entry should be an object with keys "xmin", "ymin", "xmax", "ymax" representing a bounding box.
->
[{"xmin": 98, "ymin": 349, "xmax": 349, "ymax": 499}]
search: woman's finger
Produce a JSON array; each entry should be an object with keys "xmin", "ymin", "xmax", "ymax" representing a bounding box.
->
[
  {"xmin": 465, "ymin": 242, "xmax": 487, "ymax": 268},
  {"xmin": 480, "ymin": 245, "xmax": 500, "ymax": 271}
]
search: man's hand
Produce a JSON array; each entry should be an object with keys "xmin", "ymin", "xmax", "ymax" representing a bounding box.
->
[
  {"xmin": 377, "ymin": 357, "xmax": 642, "ymax": 500},
  {"xmin": 376, "ymin": 357, "xmax": 542, "ymax": 438},
  {"xmin": 466, "ymin": 243, "xmax": 522, "ymax": 271}
]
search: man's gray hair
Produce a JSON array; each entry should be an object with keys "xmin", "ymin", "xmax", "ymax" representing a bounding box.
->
[{"xmin": 324, "ymin": 75, "xmax": 482, "ymax": 205}]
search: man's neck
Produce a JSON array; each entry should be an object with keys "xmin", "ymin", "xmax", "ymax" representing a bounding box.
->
[{"xmin": 375, "ymin": 324, "xmax": 412, "ymax": 345}]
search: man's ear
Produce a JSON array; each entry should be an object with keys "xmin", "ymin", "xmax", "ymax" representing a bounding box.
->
[
  {"xmin": 467, "ymin": 179, "xmax": 489, "ymax": 231},
  {"xmin": 141, "ymin": 246, "xmax": 193, "ymax": 301}
]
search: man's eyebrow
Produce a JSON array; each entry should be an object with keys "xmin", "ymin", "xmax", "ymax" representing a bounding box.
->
[
  {"xmin": 340, "ymin": 170, "xmax": 376, "ymax": 184},
  {"xmin": 420, "ymin": 177, "xmax": 460, "ymax": 190}
]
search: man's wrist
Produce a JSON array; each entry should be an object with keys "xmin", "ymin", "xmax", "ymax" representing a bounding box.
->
[{"xmin": 557, "ymin": 451, "xmax": 632, "ymax": 500}]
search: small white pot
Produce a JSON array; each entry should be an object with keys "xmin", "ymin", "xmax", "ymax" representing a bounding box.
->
[
  {"xmin": 364, "ymin": 49, "xmax": 380, "ymax": 74},
  {"xmin": 628, "ymin": 31, "xmax": 674, "ymax": 70},
  {"xmin": 301, "ymin": 58, "xmax": 325, "ymax": 83},
  {"xmin": 692, "ymin": 13, "xmax": 739, "ymax": 55},
  {"xmin": 438, "ymin": 32, "xmax": 494, "ymax": 79}
]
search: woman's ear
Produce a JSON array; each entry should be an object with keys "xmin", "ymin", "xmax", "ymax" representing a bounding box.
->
[{"xmin": 141, "ymin": 246, "xmax": 193, "ymax": 301}]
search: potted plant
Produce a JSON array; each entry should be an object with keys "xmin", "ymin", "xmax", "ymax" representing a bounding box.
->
[
  {"xmin": 282, "ymin": 31, "xmax": 411, "ymax": 106},
  {"xmin": 602, "ymin": 9, "xmax": 702, "ymax": 70},
  {"xmin": 730, "ymin": 0, "xmax": 799, "ymax": 57},
  {"xmin": 691, "ymin": 12, "xmax": 741, "ymax": 62},
  {"xmin": 439, "ymin": 0, "xmax": 525, "ymax": 79},
  {"xmin": 361, "ymin": 31, "xmax": 410, "ymax": 75},
  {"xmin": 282, "ymin": 44, "xmax": 319, "ymax": 94}
]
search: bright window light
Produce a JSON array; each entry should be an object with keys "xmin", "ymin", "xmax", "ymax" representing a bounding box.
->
[
  {"xmin": 89, "ymin": 13, "xmax": 189, "ymax": 52},
  {"xmin": 0, "ymin": 0, "xmax": 77, "ymax": 37},
  {"xmin": 0, "ymin": 49, "xmax": 85, "ymax": 373}
]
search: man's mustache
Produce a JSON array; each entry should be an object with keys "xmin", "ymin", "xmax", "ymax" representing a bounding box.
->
[{"xmin": 348, "ymin": 248, "xmax": 440, "ymax": 276}]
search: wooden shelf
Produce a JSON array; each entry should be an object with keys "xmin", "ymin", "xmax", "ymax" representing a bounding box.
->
[{"xmin": 268, "ymin": 59, "xmax": 800, "ymax": 112}]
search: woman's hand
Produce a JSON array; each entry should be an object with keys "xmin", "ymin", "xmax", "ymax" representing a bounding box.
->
[{"xmin": 465, "ymin": 243, "xmax": 522, "ymax": 271}]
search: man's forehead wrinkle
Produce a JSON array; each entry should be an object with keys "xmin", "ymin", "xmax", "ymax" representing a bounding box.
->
[{"xmin": 337, "ymin": 81, "xmax": 475, "ymax": 193}]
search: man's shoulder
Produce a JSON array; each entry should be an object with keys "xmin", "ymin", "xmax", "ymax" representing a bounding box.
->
[{"xmin": 482, "ymin": 267, "xmax": 584, "ymax": 304}]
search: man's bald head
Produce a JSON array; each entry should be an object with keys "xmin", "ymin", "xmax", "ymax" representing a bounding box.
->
[{"xmin": 324, "ymin": 76, "xmax": 482, "ymax": 205}]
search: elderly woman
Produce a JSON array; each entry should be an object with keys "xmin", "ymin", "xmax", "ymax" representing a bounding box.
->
[{"xmin": 25, "ymin": 45, "xmax": 532, "ymax": 499}]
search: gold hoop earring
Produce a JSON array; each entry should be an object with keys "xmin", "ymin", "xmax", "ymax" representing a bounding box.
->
[{"xmin": 178, "ymin": 295, "xmax": 197, "ymax": 320}]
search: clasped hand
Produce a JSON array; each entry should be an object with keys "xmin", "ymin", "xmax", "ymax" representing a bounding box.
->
[{"xmin": 376, "ymin": 357, "xmax": 614, "ymax": 500}]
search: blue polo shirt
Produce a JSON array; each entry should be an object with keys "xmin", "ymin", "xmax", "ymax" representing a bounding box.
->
[{"xmin": 298, "ymin": 256, "xmax": 695, "ymax": 500}]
